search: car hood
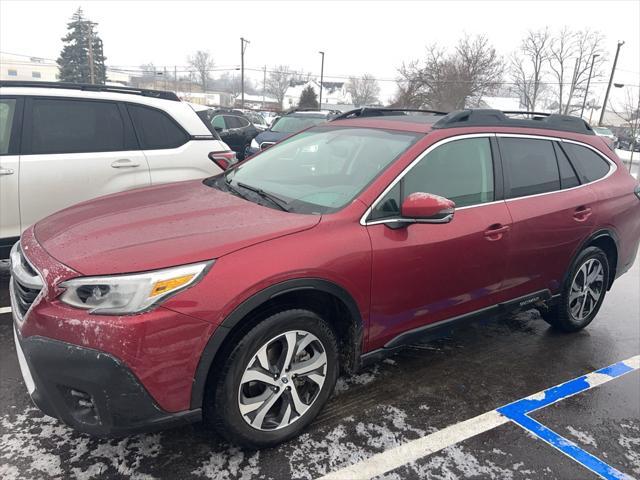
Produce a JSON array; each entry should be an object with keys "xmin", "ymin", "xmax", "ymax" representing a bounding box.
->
[
  {"xmin": 255, "ymin": 130, "xmax": 289, "ymax": 144},
  {"xmin": 34, "ymin": 180, "xmax": 321, "ymax": 275}
]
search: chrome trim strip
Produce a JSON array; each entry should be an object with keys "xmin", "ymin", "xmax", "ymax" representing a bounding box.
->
[
  {"xmin": 365, "ymin": 214, "xmax": 454, "ymax": 227},
  {"xmin": 9, "ymin": 243, "xmax": 43, "ymax": 289}
]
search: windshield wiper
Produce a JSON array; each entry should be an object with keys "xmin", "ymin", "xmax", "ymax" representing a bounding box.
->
[
  {"xmin": 224, "ymin": 175, "xmax": 250, "ymax": 200},
  {"xmin": 236, "ymin": 182, "xmax": 290, "ymax": 212}
]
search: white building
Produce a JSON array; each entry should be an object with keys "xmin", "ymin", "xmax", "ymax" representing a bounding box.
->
[
  {"xmin": 283, "ymin": 80, "xmax": 352, "ymax": 109},
  {"xmin": 0, "ymin": 52, "xmax": 130, "ymax": 84}
]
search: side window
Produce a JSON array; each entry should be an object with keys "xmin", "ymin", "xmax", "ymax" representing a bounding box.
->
[
  {"xmin": 553, "ymin": 142, "xmax": 580, "ymax": 189},
  {"xmin": 31, "ymin": 99, "xmax": 125, "ymax": 154},
  {"xmin": 224, "ymin": 115, "xmax": 242, "ymax": 129},
  {"xmin": 404, "ymin": 138, "xmax": 494, "ymax": 208},
  {"xmin": 211, "ymin": 115, "xmax": 226, "ymax": 130},
  {"xmin": 500, "ymin": 138, "xmax": 560, "ymax": 198},
  {"xmin": 0, "ymin": 99, "xmax": 16, "ymax": 155},
  {"xmin": 561, "ymin": 143, "xmax": 611, "ymax": 183},
  {"xmin": 237, "ymin": 117, "xmax": 250, "ymax": 128},
  {"xmin": 128, "ymin": 104, "xmax": 188, "ymax": 150},
  {"xmin": 370, "ymin": 137, "xmax": 494, "ymax": 220}
]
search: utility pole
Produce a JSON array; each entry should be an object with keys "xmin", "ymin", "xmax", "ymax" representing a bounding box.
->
[
  {"xmin": 318, "ymin": 51, "xmax": 325, "ymax": 109},
  {"xmin": 240, "ymin": 37, "xmax": 250, "ymax": 109},
  {"xmin": 581, "ymin": 54, "xmax": 599, "ymax": 118},
  {"xmin": 87, "ymin": 21, "xmax": 95, "ymax": 84},
  {"xmin": 599, "ymin": 40, "xmax": 624, "ymax": 126},
  {"xmin": 163, "ymin": 66, "xmax": 167, "ymax": 91},
  {"xmin": 174, "ymin": 65, "xmax": 178, "ymax": 94},
  {"xmin": 262, "ymin": 65, "xmax": 267, "ymax": 109}
]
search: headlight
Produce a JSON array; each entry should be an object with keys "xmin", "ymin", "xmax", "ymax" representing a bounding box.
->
[
  {"xmin": 250, "ymin": 138, "xmax": 260, "ymax": 149},
  {"xmin": 59, "ymin": 261, "xmax": 213, "ymax": 315}
]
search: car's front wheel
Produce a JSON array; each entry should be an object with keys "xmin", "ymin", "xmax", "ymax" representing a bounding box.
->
[
  {"xmin": 207, "ymin": 309, "xmax": 339, "ymax": 448},
  {"xmin": 541, "ymin": 246, "xmax": 609, "ymax": 332}
]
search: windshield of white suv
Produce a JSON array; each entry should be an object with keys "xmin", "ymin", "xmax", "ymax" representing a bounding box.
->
[
  {"xmin": 270, "ymin": 116, "xmax": 327, "ymax": 134},
  {"xmin": 209, "ymin": 126, "xmax": 421, "ymax": 214}
]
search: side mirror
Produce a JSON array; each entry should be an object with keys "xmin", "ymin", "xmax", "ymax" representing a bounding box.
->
[{"xmin": 401, "ymin": 192, "xmax": 455, "ymax": 223}]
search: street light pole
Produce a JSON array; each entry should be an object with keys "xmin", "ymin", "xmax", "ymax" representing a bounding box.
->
[
  {"xmin": 318, "ymin": 51, "xmax": 325, "ymax": 109},
  {"xmin": 240, "ymin": 37, "xmax": 250, "ymax": 109},
  {"xmin": 580, "ymin": 54, "xmax": 599, "ymax": 119},
  {"xmin": 599, "ymin": 40, "xmax": 624, "ymax": 126}
]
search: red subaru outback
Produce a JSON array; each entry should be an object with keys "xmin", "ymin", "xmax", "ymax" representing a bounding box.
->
[{"xmin": 11, "ymin": 108, "xmax": 640, "ymax": 448}]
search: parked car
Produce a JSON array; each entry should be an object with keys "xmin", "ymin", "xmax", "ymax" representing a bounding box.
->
[
  {"xmin": 11, "ymin": 108, "xmax": 640, "ymax": 448},
  {"xmin": 245, "ymin": 109, "xmax": 337, "ymax": 157},
  {"xmin": 593, "ymin": 126, "xmax": 617, "ymax": 149},
  {"xmin": 244, "ymin": 111, "xmax": 269, "ymax": 132},
  {"xmin": 208, "ymin": 110, "xmax": 259, "ymax": 160},
  {"xmin": 617, "ymin": 133, "xmax": 640, "ymax": 152},
  {"xmin": 0, "ymin": 81, "xmax": 233, "ymax": 258}
]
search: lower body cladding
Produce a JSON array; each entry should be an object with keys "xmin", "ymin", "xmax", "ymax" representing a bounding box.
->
[{"xmin": 13, "ymin": 329, "xmax": 201, "ymax": 437}]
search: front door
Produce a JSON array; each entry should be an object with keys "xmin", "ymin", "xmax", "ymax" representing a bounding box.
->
[
  {"xmin": 0, "ymin": 97, "xmax": 22, "ymax": 248},
  {"xmin": 366, "ymin": 135, "xmax": 512, "ymax": 350}
]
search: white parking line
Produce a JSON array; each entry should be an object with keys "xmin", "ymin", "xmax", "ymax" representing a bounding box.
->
[
  {"xmin": 318, "ymin": 355, "xmax": 639, "ymax": 480},
  {"xmin": 0, "ymin": 306, "xmax": 12, "ymax": 315}
]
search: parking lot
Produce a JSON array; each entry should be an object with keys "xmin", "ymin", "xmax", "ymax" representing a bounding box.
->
[{"xmin": 1, "ymin": 246, "xmax": 638, "ymax": 480}]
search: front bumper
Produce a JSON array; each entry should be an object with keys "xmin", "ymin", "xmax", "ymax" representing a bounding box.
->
[{"xmin": 14, "ymin": 328, "xmax": 201, "ymax": 437}]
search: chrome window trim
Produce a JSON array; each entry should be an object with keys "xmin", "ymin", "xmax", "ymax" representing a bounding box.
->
[
  {"xmin": 360, "ymin": 133, "xmax": 617, "ymax": 226},
  {"xmin": 360, "ymin": 133, "xmax": 495, "ymax": 226}
]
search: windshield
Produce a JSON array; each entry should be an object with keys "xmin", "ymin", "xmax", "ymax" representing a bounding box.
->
[
  {"xmin": 594, "ymin": 127, "xmax": 613, "ymax": 136},
  {"xmin": 271, "ymin": 116, "xmax": 327, "ymax": 134},
  {"xmin": 216, "ymin": 127, "xmax": 421, "ymax": 214}
]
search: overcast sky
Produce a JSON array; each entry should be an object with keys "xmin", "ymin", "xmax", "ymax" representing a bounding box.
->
[{"xmin": 1, "ymin": 0, "xmax": 639, "ymax": 103}]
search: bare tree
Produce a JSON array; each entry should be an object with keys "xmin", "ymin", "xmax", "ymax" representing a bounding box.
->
[
  {"xmin": 266, "ymin": 65, "xmax": 292, "ymax": 109},
  {"xmin": 610, "ymin": 87, "xmax": 640, "ymax": 166},
  {"xmin": 548, "ymin": 27, "xmax": 574, "ymax": 113},
  {"xmin": 394, "ymin": 35, "xmax": 503, "ymax": 111},
  {"xmin": 188, "ymin": 50, "xmax": 214, "ymax": 92},
  {"xmin": 510, "ymin": 29, "xmax": 550, "ymax": 111},
  {"xmin": 347, "ymin": 73, "xmax": 381, "ymax": 106},
  {"xmin": 562, "ymin": 29, "xmax": 605, "ymax": 114}
]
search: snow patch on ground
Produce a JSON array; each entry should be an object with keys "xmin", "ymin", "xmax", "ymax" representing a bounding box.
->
[
  {"xmin": 191, "ymin": 448, "xmax": 260, "ymax": 480},
  {"xmin": 566, "ymin": 426, "xmax": 598, "ymax": 448},
  {"xmin": 618, "ymin": 427, "xmax": 640, "ymax": 476},
  {"xmin": 335, "ymin": 366, "xmax": 380, "ymax": 393}
]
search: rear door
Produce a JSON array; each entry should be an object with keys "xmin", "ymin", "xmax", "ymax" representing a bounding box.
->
[
  {"xmin": 0, "ymin": 97, "xmax": 22, "ymax": 249},
  {"xmin": 498, "ymin": 135, "xmax": 596, "ymax": 299},
  {"xmin": 367, "ymin": 135, "xmax": 513, "ymax": 348},
  {"xmin": 19, "ymin": 97, "xmax": 150, "ymax": 229}
]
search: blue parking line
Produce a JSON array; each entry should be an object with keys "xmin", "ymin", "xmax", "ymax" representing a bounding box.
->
[{"xmin": 498, "ymin": 358, "xmax": 638, "ymax": 480}]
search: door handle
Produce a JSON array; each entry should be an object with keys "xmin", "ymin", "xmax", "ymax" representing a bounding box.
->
[
  {"xmin": 0, "ymin": 167, "xmax": 14, "ymax": 176},
  {"xmin": 111, "ymin": 159, "xmax": 140, "ymax": 169},
  {"xmin": 484, "ymin": 224, "xmax": 510, "ymax": 241},
  {"xmin": 573, "ymin": 206, "xmax": 592, "ymax": 222}
]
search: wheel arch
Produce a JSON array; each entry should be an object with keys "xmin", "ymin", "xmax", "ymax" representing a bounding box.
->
[
  {"xmin": 566, "ymin": 229, "xmax": 619, "ymax": 291},
  {"xmin": 190, "ymin": 278, "xmax": 364, "ymax": 409}
]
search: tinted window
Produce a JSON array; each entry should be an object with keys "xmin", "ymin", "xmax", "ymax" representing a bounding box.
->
[
  {"xmin": 371, "ymin": 183, "xmax": 401, "ymax": 220},
  {"xmin": 553, "ymin": 142, "xmax": 580, "ymax": 189},
  {"xmin": 501, "ymin": 138, "xmax": 560, "ymax": 198},
  {"xmin": 0, "ymin": 99, "xmax": 16, "ymax": 154},
  {"xmin": 225, "ymin": 115, "xmax": 247, "ymax": 129},
  {"xmin": 31, "ymin": 99, "xmax": 125, "ymax": 154},
  {"xmin": 128, "ymin": 104, "xmax": 188, "ymax": 149},
  {"xmin": 211, "ymin": 115, "xmax": 226, "ymax": 130},
  {"xmin": 404, "ymin": 138, "xmax": 494, "ymax": 208},
  {"xmin": 562, "ymin": 143, "xmax": 611, "ymax": 183}
]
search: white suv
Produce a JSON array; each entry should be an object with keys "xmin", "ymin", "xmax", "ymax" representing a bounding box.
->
[{"xmin": 0, "ymin": 82, "xmax": 234, "ymax": 257}]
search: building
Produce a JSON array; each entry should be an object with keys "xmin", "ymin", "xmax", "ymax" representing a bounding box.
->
[
  {"xmin": 0, "ymin": 52, "xmax": 130, "ymax": 84},
  {"xmin": 283, "ymin": 80, "xmax": 352, "ymax": 110}
]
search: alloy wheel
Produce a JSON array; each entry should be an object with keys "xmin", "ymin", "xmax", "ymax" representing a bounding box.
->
[
  {"xmin": 569, "ymin": 258, "xmax": 605, "ymax": 322},
  {"xmin": 238, "ymin": 330, "xmax": 327, "ymax": 431}
]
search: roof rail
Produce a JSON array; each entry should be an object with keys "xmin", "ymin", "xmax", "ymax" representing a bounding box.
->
[
  {"xmin": 432, "ymin": 109, "xmax": 594, "ymax": 135},
  {"xmin": 0, "ymin": 80, "xmax": 181, "ymax": 101},
  {"xmin": 332, "ymin": 107, "xmax": 448, "ymax": 121}
]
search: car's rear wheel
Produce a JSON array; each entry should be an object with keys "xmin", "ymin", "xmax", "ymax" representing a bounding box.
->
[
  {"xmin": 541, "ymin": 246, "xmax": 609, "ymax": 332},
  {"xmin": 207, "ymin": 309, "xmax": 339, "ymax": 448}
]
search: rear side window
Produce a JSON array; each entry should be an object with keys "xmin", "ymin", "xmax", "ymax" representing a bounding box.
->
[
  {"xmin": 128, "ymin": 104, "xmax": 188, "ymax": 149},
  {"xmin": 211, "ymin": 115, "xmax": 226, "ymax": 130},
  {"xmin": 500, "ymin": 138, "xmax": 560, "ymax": 198},
  {"xmin": 224, "ymin": 115, "xmax": 245, "ymax": 129},
  {"xmin": 561, "ymin": 143, "xmax": 611, "ymax": 183},
  {"xmin": 553, "ymin": 142, "xmax": 580, "ymax": 189},
  {"xmin": 0, "ymin": 98, "xmax": 16, "ymax": 154},
  {"xmin": 31, "ymin": 99, "xmax": 125, "ymax": 154}
]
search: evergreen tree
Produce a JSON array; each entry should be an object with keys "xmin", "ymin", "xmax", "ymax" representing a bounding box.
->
[
  {"xmin": 57, "ymin": 8, "xmax": 107, "ymax": 84},
  {"xmin": 298, "ymin": 85, "xmax": 319, "ymax": 109}
]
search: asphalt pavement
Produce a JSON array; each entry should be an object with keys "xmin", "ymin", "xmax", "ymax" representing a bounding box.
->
[{"xmin": 0, "ymin": 252, "xmax": 638, "ymax": 480}]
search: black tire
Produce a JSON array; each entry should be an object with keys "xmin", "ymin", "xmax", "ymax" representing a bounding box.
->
[
  {"xmin": 541, "ymin": 246, "xmax": 609, "ymax": 332},
  {"xmin": 205, "ymin": 309, "xmax": 339, "ymax": 448}
]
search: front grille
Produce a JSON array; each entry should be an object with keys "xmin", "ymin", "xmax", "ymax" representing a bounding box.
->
[{"xmin": 9, "ymin": 243, "xmax": 43, "ymax": 320}]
